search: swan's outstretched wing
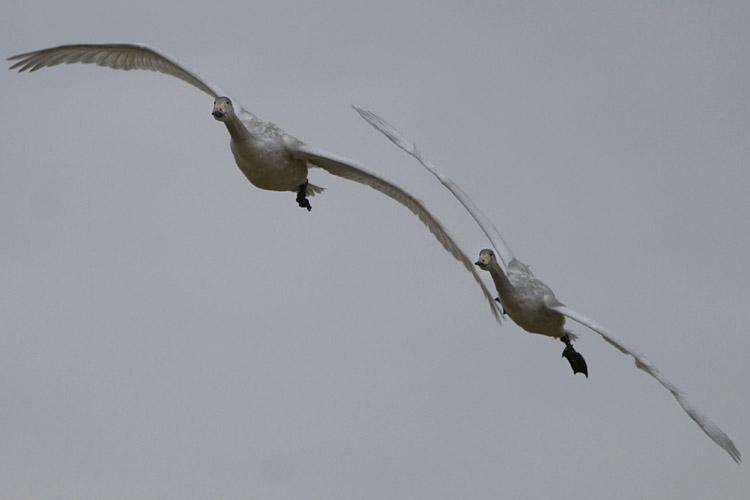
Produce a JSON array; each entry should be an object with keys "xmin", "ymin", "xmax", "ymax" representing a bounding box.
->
[
  {"xmin": 292, "ymin": 144, "xmax": 503, "ymax": 324},
  {"xmin": 354, "ymin": 107, "xmax": 516, "ymax": 269},
  {"xmin": 8, "ymin": 43, "xmax": 228, "ymax": 100},
  {"xmin": 355, "ymin": 108, "xmax": 740, "ymax": 464},
  {"xmin": 553, "ymin": 304, "xmax": 741, "ymax": 463}
]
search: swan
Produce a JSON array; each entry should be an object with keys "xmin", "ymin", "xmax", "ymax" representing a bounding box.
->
[
  {"xmin": 7, "ymin": 43, "xmax": 502, "ymax": 323},
  {"xmin": 475, "ymin": 248, "xmax": 589, "ymax": 376},
  {"xmin": 354, "ymin": 107, "xmax": 741, "ymax": 463}
]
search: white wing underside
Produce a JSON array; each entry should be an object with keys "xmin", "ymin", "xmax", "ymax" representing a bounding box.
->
[
  {"xmin": 355, "ymin": 107, "xmax": 741, "ymax": 463},
  {"xmin": 354, "ymin": 107, "xmax": 516, "ymax": 270},
  {"xmin": 293, "ymin": 144, "xmax": 503, "ymax": 324},
  {"xmin": 8, "ymin": 43, "xmax": 231, "ymax": 105},
  {"xmin": 554, "ymin": 305, "xmax": 740, "ymax": 463}
]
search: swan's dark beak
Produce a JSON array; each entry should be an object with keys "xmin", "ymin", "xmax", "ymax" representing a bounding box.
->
[
  {"xmin": 212, "ymin": 110, "xmax": 225, "ymax": 119},
  {"xmin": 474, "ymin": 260, "xmax": 482, "ymax": 267}
]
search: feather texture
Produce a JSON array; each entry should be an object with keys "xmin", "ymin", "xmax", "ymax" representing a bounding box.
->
[{"xmin": 355, "ymin": 106, "xmax": 741, "ymax": 463}]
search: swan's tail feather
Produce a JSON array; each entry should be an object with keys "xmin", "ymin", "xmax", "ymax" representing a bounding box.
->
[{"xmin": 306, "ymin": 183, "xmax": 325, "ymax": 197}]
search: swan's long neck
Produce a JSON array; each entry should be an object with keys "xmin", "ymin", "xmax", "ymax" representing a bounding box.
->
[
  {"xmin": 487, "ymin": 260, "xmax": 516, "ymax": 305},
  {"xmin": 223, "ymin": 113, "xmax": 250, "ymax": 144}
]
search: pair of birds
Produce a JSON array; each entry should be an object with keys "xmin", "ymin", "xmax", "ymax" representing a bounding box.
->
[{"xmin": 8, "ymin": 43, "xmax": 740, "ymax": 463}]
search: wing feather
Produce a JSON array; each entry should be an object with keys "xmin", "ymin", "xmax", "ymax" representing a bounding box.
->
[
  {"xmin": 354, "ymin": 107, "xmax": 516, "ymax": 269},
  {"xmin": 354, "ymin": 107, "xmax": 740, "ymax": 463},
  {"xmin": 8, "ymin": 43, "xmax": 227, "ymax": 99},
  {"xmin": 553, "ymin": 304, "xmax": 741, "ymax": 463},
  {"xmin": 292, "ymin": 144, "xmax": 503, "ymax": 324}
]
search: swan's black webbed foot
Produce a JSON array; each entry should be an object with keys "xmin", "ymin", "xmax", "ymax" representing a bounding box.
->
[
  {"xmin": 296, "ymin": 180, "xmax": 312, "ymax": 211},
  {"xmin": 561, "ymin": 334, "xmax": 588, "ymax": 377}
]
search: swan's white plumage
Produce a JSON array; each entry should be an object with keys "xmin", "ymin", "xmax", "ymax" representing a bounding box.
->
[
  {"xmin": 293, "ymin": 144, "xmax": 499, "ymax": 315},
  {"xmin": 353, "ymin": 107, "xmax": 516, "ymax": 269},
  {"xmin": 8, "ymin": 43, "xmax": 502, "ymax": 323},
  {"xmin": 9, "ymin": 43, "xmax": 227, "ymax": 98},
  {"xmin": 355, "ymin": 106, "xmax": 741, "ymax": 464}
]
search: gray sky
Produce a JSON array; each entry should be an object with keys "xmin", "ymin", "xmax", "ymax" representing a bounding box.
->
[{"xmin": 2, "ymin": 1, "xmax": 748, "ymax": 499}]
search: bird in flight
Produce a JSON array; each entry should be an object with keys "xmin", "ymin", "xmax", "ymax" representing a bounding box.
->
[
  {"xmin": 7, "ymin": 43, "xmax": 502, "ymax": 322},
  {"xmin": 355, "ymin": 106, "xmax": 741, "ymax": 463}
]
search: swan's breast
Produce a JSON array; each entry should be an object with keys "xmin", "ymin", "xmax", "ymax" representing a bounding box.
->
[
  {"xmin": 230, "ymin": 137, "xmax": 308, "ymax": 192},
  {"xmin": 504, "ymin": 273, "xmax": 566, "ymax": 336}
]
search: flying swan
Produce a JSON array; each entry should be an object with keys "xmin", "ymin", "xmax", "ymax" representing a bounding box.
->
[
  {"xmin": 7, "ymin": 43, "xmax": 502, "ymax": 322},
  {"xmin": 354, "ymin": 107, "xmax": 741, "ymax": 463}
]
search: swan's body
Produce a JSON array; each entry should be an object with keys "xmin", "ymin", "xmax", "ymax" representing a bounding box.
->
[
  {"xmin": 222, "ymin": 107, "xmax": 311, "ymax": 192},
  {"xmin": 476, "ymin": 249, "xmax": 588, "ymax": 376},
  {"xmin": 7, "ymin": 43, "xmax": 502, "ymax": 322},
  {"xmin": 487, "ymin": 257, "xmax": 566, "ymax": 336},
  {"xmin": 355, "ymin": 107, "xmax": 741, "ymax": 463}
]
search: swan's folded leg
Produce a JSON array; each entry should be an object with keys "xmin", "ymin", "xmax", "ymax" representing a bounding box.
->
[
  {"xmin": 561, "ymin": 334, "xmax": 588, "ymax": 377},
  {"xmin": 296, "ymin": 180, "xmax": 312, "ymax": 211}
]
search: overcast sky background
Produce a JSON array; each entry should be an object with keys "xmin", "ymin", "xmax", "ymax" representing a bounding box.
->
[{"xmin": 2, "ymin": 1, "xmax": 748, "ymax": 499}]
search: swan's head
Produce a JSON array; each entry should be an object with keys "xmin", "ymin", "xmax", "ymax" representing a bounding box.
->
[
  {"xmin": 475, "ymin": 249, "xmax": 496, "ymax": 270},
  {"xmin": 212, "ymin": 97, "xmax": 234, "ymax": 121}
]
